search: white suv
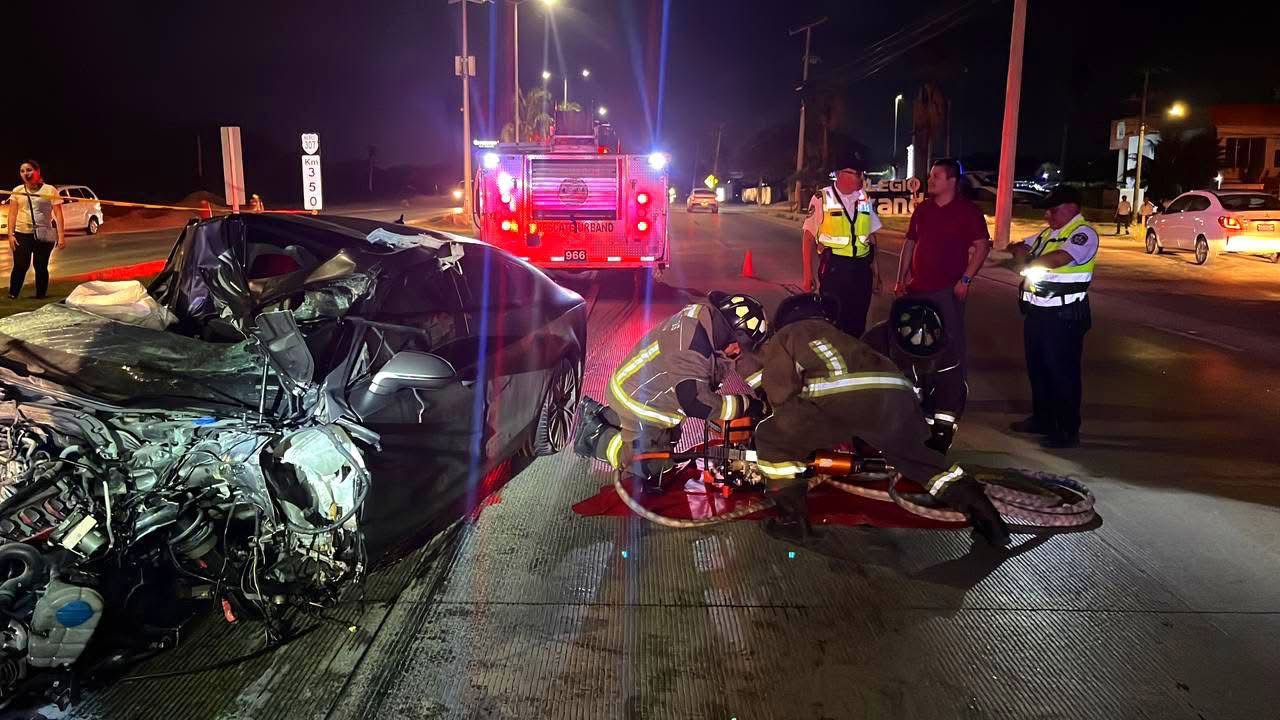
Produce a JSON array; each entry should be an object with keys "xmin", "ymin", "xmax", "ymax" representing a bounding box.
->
[
  {"xmin": 2, "ymin": 185, "xmax": 105, "ymax": 235},
  {"xmin": 1145, "ymin": 190, "xmax": 1280, "ymax": 265},
  {"xmin": 56, "ymin": 185, "xmax": 105, "ymax": 234}
]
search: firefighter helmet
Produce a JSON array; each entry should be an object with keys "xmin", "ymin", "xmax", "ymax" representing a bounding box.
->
[
  {"xmin": 707, "ymin": 291, "xmax": 769, "ymax": 350},
  {"xmin": 890, "ymin": 297, "xmax": 946, "ymax": 358},
  {"xmin": 773, "ymin": 293, "xmax": 840, "ymax": 330}
]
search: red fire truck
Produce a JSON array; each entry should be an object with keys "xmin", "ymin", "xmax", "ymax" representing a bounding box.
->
[{"xmin": 474, "ymin": 112, "xmax": 670, "ymax": 275}]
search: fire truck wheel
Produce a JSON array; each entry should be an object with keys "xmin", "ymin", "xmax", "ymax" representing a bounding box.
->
[{"xmin": 529, "ymin": 355, "xmax": 581, "ymax": 456}]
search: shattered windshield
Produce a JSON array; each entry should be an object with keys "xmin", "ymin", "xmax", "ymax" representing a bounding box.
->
[{"xmin": 0, "ymin": 303, "xmax": 266, "ymax": 410}]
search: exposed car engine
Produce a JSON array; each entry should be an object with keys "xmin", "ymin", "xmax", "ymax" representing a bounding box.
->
[{"xmin": 0, "ymin": 398, "xmax": 368, "ymax": 706}]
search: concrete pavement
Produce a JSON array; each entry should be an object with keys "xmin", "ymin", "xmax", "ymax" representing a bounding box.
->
[{"xmin": 43, "ymin": 203, "xmax": 1280, "ymax": 719}]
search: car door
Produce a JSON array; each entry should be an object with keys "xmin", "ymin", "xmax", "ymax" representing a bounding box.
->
[
  {"xmin": 1182, "ymin": 194, "xmax": 1214, "ymax": 245},
  {"xmin": 1155, "ymin": 195, "xmax": 1191, "ymax": 248}
]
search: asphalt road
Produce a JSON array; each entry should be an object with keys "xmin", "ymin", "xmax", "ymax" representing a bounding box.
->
[{"xmin": 36, "ymin": 204, "xmax": 1280, "ymax": 719}]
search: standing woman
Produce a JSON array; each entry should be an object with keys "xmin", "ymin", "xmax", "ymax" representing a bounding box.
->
[{"xmin": 5, "ymin": 160, "xmax": 65, "ymax": 299}]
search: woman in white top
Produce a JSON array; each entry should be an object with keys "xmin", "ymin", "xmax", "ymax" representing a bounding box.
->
[{"xmin": 4, "ymin": 160, "xmax": 65, "ymax": 299}]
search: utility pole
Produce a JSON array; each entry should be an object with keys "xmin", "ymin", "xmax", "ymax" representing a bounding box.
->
[
  {"xmin": 454, "ymin": 0, "xmax": 478, "ymax": 218},
  {"xmin": 993, "ymin": 0, "xmax": 1027, "ymax": 249},
  {"xmin": 790, "ymin": 17, "xmax": 827, "ymax": 210},
  {"xmin": 1133, "ymin": 68, "xmax": 1151, "ymax": 210},
  {"xmin": 892, "ymin": 94, "xmax": 903, "ymax": 179},
  {"xmin": 512, "ymin": 0, "xmax": 521, "ymax": 142},
  {"xmin": 712, "ymin": 124, "xmax": 724, "ymax": 179}
]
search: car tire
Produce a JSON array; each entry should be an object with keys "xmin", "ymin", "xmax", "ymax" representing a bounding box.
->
[
  {"xmin": 1145, "ymin": 231, "xmax": 1162, "ymax": 254},
  {"xmin": 529, "ymin": 356, "xmax": 581, "ymax": 457},
  {"xmin": 1194, "ymin": 237, "xmax": 1210, "ymax": 265},
  {"xmin": 87, "ymin": 216, "xmax": 100, "ymax": 235}
]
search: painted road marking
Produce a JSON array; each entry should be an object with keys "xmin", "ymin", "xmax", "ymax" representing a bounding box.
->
[{"xmin": 1144, "ymin": 324, "xmax": 1244, "ymax": 353}]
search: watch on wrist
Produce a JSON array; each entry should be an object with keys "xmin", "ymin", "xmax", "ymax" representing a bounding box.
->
[{"xmin": 961, "ymin": 275, "xmax": 972, "ymax": 285}]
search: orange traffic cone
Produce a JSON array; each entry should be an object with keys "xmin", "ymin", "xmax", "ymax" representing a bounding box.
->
[
  {"xmin": 199, "ymin": 200, "xmax": 213, "ymax": 219},
  {"xmin": 741, "ymin": 250, "xmax": 755, "ymax": 278}
]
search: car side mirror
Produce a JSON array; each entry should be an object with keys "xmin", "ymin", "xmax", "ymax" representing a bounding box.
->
[{"xmin": 352, "ymin": 351, "xmax": 457, "ymax": 418}]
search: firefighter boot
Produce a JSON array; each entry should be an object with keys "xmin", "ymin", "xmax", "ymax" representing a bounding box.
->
[
  {"xmin": 937, "ymin": 478, "xmax": 1010, "ymax": 547},
  {"xmin": 573, "ymin": 396, "xmax": 612, "ymax": 459},
  {"xmin": 763, "ymin": 482, "xmax": 819, "ymax": 542},
  {"xmin": 925, "ymin": 419, "xmax": 957, "ymax": 455}
]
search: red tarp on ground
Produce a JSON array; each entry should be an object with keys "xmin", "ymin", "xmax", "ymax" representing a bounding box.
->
[{"xmin": 572, "ymin": 474, "xmax": 964, "ymax": 529}]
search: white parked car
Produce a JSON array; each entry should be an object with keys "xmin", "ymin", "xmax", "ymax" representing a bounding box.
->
[
  {"xmin": 1, "ymin": 185, "xmax": 105, "ymax": 235},
  {"xmin": 1145, "ymin": 190, "xmax": 1280, "ymax": 265}
]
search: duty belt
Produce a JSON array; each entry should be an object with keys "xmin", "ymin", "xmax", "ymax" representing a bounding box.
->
[{"xmin": 1021, "ymin": 291, "xmax": 1088, "ymax": 307}]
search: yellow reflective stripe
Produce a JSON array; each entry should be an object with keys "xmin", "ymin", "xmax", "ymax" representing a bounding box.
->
[
  {"xmin": 605, "ymin": 433, "xmax": 624, "ymax": 468},
  {"xmin": 682, "ymin": 304, "xmax": 701, "ymax": 318},
  {"xmin": 927, "ymin": 464, "xmax": 964, "ymax": 496},
  {"xmin": 608, "ymin": 342, "xmax": 685, "ymax": 427},
  {"xmin": 745, "ymin": 370, "xmax": 763, "ymax": 389},
  {"xmin": 808, "ymin": 339, "xmax": 847, "ymax": 375},
  {"xmin": 720, "ymin": 395, "xmax": 739, "ymax": 421},
  {"xmin": 800, "ymin": 372, "xmax": 915, "ymax": 398},
  {"xmin": 757, "ymin": 460, "xmax": 807, "ymax": 478}
]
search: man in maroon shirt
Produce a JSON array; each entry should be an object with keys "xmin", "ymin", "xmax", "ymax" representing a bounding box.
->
[{"xmin": 886, "ymin": 159, "xmax": 991, "ymax": 453}]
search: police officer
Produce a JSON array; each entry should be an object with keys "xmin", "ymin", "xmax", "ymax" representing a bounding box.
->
[
  {"xmin": 801, "ymin": 160, "xmax": 883, "ymax": 338},
  {"xmin": 575, "ymin": 292, "xmax": 770, "ymax": 493},
  {"xmin": 751, "ymin": 294, "xmax": 1008, "ymax": 545},
  {"xmin": 1008, "ymin": 186, "xmax": 1098, "ymax": 449}
]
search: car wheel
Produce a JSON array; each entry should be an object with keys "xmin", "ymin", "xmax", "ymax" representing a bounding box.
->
[
  {"xmin": 529, "ymin": 356, "xmax": 581, "ymax": 456},
  {"xmin": 87, "ymin": 216, "xmax": 100, "ymax": 234},
  {"xmin": 1145, "ymin": 230, "xmax": 1161, "ymax": 254},
  {"xmin": 1194, "ymin": 237, "xmax": 1210, "ymax": 265}
]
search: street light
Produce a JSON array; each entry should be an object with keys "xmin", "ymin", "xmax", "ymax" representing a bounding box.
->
[
  {"xmin": 598, "ymin": 106, "xmax": 608, "ymax": 117},
  {"xmin": 1167, "ymin": 101, "xmax": 1188, "ymax": 119},
  {"xmin": 892, "ymin": 93, "xmax": 904, "ymax": 179},
  {"xmin": 581, "ymin": 68, "xmax": 590, "ymax": 78},
  {"xmin": 541, "ymin": 70, "xmax": 551, "ymax": 81}
]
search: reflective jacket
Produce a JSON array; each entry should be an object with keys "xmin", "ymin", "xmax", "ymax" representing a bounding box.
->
[
  {"xmin": 1020, "ymin": 215, "xmax": 1097, "ymax": 308},
  {"xmin": 759, "ymin": 318, "xmax": 915, "ymax": 406},
  {"xmin": 817, "ymin": 185, "xmax": 874, "ymax": 258},
  {"xmin": 607, "ymin": 302, "xmax": 753, "ymax": 431}
]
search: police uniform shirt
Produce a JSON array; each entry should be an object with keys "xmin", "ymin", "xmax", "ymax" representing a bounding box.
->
[
  {"xmin": 1022, "ymin": 213, "xmax": 1099, "ymax": 266},
  {"xmin": 802, "ymin": 188, "xmax": 883, "ymax": 238}
]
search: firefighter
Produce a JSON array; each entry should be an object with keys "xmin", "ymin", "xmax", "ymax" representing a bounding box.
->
[
  {"xmin": 801, "ymin": 159, "xmax": 883, "ymax": 338},
  {"xmin": 575, "ymin": 292, "xmax": 770, "ymax": 493},
  {"xmin": 752, "ymin": 294, "xmax": 1009, "ymax": 545},
  {"xmin": 864, "ymin": 295, "xmax": 965, "ymax": 454}
]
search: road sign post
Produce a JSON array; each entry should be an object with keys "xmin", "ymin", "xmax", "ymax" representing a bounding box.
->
[
  {"xmin": 220, "ymin": 126, "xmax": 245, "ymax": 213},
  {"xmin": 301, "ymin": 132, "xmax": 323, "ymax": 211}
]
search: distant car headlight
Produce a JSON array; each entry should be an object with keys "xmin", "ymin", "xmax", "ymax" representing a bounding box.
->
[{"xmin": 452, "ymin": 189, "xmax": 464, "ymax": 200}]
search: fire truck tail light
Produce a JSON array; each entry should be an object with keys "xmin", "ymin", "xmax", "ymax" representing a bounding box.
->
[
  {"xmin": 500, "ymin": 220, "xmax": 513, "ymax": 232},
  {"xmin": 636, "ymin": 192, "xmax": 650, "ymax": 205},
  {"xmin": 528, "ymin": 223, "xmax": 538, "ymax": 233},
  {"xmin": 636, "ymin": 220, "xmax": 649, "ymax": 232}
]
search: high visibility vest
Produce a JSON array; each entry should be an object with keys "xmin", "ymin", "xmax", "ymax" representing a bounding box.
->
[
  {"xmin": 1020, "ymin": 215, "xmax": 1096, "ymax": 308},
  {"xmin": 817, "ymin": 186, "xmax": 873, "ymax": 258}
]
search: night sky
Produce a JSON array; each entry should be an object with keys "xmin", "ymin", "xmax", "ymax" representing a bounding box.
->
[{"xmin": 8, "ymin": 0, "xmax": 1280, "ymax": 204}]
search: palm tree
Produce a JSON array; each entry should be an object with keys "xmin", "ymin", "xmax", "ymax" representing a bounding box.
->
[{"xmin": 501, "ymin": 88, "xmax": 557, "ymax": 143}]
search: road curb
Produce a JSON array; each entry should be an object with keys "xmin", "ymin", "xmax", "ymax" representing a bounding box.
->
[{"xmin": 56, "ymin": 259, "xmax": 167, "ymax": 284}]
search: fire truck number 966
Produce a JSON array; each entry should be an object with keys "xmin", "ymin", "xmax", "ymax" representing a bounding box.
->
[{"xmin": 564, "ymin": 249, "xmax": 588, "ymax": 261}]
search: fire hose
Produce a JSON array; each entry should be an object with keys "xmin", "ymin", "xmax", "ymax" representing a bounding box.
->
[{"xmin": 612, "ymin": 449, "xmax": 1096, "ymax": 530}]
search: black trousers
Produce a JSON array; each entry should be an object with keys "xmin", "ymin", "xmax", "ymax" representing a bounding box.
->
[
  {"xmin": 818, "ymin": 252, "xmax": 873, "ymax": 338},
  {"xmin": 10, "ymin": 232, "xmax": 53, "ymax": 298},
  {"xmin": 1023, "ymin": 300, "xmax": 1091, "ymax": 438}
]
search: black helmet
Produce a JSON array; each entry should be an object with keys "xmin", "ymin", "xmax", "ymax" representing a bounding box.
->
[
  {"xmin": 707, "ymin": 291, "xmax": 769, "ymax": 350},
  {"xmin": 774, "ymin": 293, "xmax": 840, "ymax": 330},
  {"xmin": 890, "ymin": 298, "xmax": 946, "ymax": 358}
]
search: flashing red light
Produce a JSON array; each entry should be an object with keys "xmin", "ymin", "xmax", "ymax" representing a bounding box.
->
[
  {"xmin": 636, "ymin": 192, "xmax": 650, "ymax": 205},
  {"xmin": 597, "ymin": 146, "xmax": 610, "ymax": 154},
  {"xmin": 636, "ymin": 220, "xmax": 649, "ymax": 232},
  {"xmin": 1218, "ymin": 216, "xmax": 1242, "ymax": 231}
]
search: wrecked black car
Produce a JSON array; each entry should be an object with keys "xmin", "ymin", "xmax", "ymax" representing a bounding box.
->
[{"xmin": 0, "ymin": 214, "xmax": 585, "ymax": 705}]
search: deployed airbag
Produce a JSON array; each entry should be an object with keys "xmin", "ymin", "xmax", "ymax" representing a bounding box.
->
[{"xmin": 65, "ymin": 281, "xmax": 176, "ymax": 331}]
